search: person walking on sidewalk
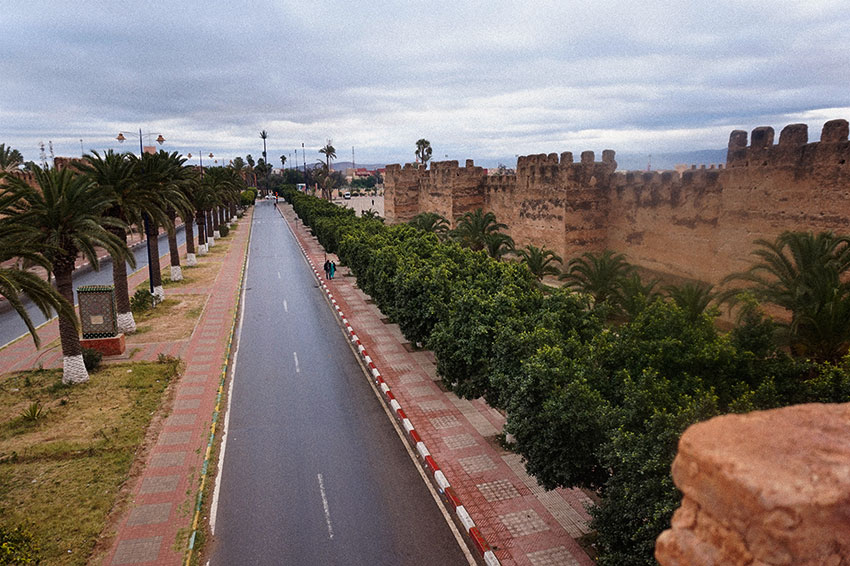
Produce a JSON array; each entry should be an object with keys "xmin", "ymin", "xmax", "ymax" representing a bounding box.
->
[
  {"xmin": 323, "ymin": 258, "xmax": 331, "ymax": 280},
  {"xmin": 329, "ymin": 261, "xmax": 336, "ymax": 280}
]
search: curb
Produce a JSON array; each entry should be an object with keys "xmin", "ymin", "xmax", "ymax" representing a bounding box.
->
[{"xmin": 281, "ymin": 206, "xmax": 500, "ymax": 566}]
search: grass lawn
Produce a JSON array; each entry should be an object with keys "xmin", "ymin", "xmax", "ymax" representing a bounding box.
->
[{"xmin": 0, "ymin": 359, "xmax": 180, "ymax": 565}]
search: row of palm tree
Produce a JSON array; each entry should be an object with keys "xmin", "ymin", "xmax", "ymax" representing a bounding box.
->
[
  {"xmin": 0, "ymin": 147, "xmax": 246, "ymax": 384},
  {"xmin": 408, "ymin": 208, "xmax": 850, "ymax": 361}
]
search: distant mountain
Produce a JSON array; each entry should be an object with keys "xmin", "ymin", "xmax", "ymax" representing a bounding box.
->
[
  {"xmin": 613, "ymin": 149, "xmax": 727, "ymax": 172},
  {"xmin": 331, "ymin": 161, "xmax": 387, "ymax": 171}
]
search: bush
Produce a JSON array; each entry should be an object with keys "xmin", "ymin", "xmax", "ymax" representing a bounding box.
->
[
  {"xmin": 219, "ymin": 224, "xmax": 230, "ymax": 238},
  {"xmin": 0, "ymin": 523, "xmax": 40, "ymax": 564},
  {"xmin": 82, "ymin": 347, "xmax": 102, "ymax": 372},
  {"xmin": 130, "ymin": 288, "xmax": 153, "ymax": 313}
]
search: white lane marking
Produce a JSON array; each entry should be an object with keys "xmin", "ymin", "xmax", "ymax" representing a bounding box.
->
[
  {"xmin": 210, "ymin": 220, "xmax": 252, "ymax": 535},
  {"xmin": 277, "ymin": 271, "xmax": 281, "ymax": 279},
  {"xmin": 283, "ymin": 299, "xmax": 288, "ymax": 312},
  {"xmin": 317, "ymin": 473, "xmax": 334, "ymax": 539},
  {"xmin": 293, "ymin": 351, "xmax": 300, "ymax": 373}
]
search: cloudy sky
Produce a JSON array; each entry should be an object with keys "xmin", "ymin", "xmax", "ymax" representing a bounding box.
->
[{"xmin": 2, "ymin": 0, "xmax": 848, "ymax": 169}]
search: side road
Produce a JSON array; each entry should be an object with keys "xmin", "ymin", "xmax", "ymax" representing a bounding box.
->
[
  {"xmin": 280, "ymin": 203, "xmax": 594, "ymax": 566},
  {"xmin": 0, "ymin": 210, "xmax": 251, "ymax": 565}
]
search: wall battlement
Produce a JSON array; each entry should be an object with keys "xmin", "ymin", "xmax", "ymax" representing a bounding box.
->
[{"xmin": 384, "ymin": 119, "xmax": 850, "ymax": 285}]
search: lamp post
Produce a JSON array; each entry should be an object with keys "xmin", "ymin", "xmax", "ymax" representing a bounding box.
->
[{"xmin": 117, "ymin": 129, "xmax": 165, "ymax": 301}]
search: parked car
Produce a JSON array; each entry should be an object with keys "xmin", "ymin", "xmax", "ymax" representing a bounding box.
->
[{"xmin": 343, "ymin": 191, "xmax": 351, "ymax": 199}]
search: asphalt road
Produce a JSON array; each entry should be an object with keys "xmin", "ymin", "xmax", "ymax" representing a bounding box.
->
[
  {"xmin": 209, "ymin": 201, "xmax": 469, "ymax": 565},
  {"xmin": 0, "ymin": 226, "xmax": 186, "ymax": 347}
]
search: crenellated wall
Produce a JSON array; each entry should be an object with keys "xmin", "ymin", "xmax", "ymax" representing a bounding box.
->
[{"xmin": 384, "ymin": 119, "xmax": 850, "ymax": 286}]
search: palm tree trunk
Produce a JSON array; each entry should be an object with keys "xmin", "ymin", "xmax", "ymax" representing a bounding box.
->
[
  {"xmin": 54, "ymin": 258, "xmax": 88, "ymax": 384},
  {"xmin": 109, "ymin": 225, "xmax": 135, "ymax": 333},
  {"xmin": 213, "ymin": 207, "xmax": 221, "ymax": 238},
  {"xmin": 206, "ymin": 209, "xmax": 215, "ymax": 247},
  {"xmin": 145, "ymin": 219, "xmax": 165, "ymax": 301},
  {"xmin": 196, "ymin": 211, "xmax": 207, "ymax": 254},
  {"xmin": 184, "ymin": 213, "xmax": 197, "ymax": 265},
  {"xmin": 167, "ymin": 209, "xmax": 182, "ymax": 282}
]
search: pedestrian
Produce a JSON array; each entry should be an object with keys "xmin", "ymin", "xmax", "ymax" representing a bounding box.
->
[
  {"xmin": 329, "ymin": 261, "xmax": 336, "ymax": 280},
  {"xmin": 323, "ymin": 258, "xmax": 331, "ymax": 280}
]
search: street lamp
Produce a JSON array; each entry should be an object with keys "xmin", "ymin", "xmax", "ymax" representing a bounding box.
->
[{"xmin": 117, "ymin": 128, "xmax": 166, "ymax": 302}]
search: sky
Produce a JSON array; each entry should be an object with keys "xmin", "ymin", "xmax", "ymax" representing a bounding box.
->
[{"xmin": 2, "ymin": 0, "xmax": 849, "ymax": 170}]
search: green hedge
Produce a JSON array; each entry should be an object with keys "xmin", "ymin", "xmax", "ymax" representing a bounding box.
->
[{"xmin": 281, "ymin": 187, "xmax": 850, "ymax": 565}]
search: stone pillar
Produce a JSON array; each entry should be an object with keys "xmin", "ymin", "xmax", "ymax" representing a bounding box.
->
[{"xmin": 656, "ymin": 403, "xmax": 850, "ymax": 566}]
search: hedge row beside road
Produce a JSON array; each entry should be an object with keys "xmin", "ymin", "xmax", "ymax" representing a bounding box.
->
[{"xmin": 282, "ymin": 186, "xmax": 850, "ymax": 566}]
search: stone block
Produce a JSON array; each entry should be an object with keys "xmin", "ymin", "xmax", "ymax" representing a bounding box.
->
[
  {"xmin": 80, "ymin": 333, "xmax": 125, "ymax": 356},
  {"xmin": 656, "ymin": 403, "xmax": 850, "ymax": 566}
]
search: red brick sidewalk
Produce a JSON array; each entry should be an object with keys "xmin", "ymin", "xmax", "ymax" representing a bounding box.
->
[{"xmin": 280, "ymin": 204, "xmax": 595, "ymax": 566}]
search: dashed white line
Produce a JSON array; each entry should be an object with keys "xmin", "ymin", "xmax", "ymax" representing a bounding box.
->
[
  {"xmin": 317, "ymin": 473, "xmax": 334, "ymax": 539},
  {"xmin": 293, "ymin": 351, "xmax": 300, "ymax": 373},
  {"xmin": 277, "ymin": 271, "xmax": 281, "ymax": 279},
  {"xmin": 283, "ymin": 299, "xmax": 288, "ymax": 312}
]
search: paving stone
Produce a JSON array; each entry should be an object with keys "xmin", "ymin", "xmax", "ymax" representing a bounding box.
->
[
  {"xmin": 417, "ymin": 399, "xmax": 446, "ymax": 412},
  {"xmin": 177, "ymin": 385, "xmax": 205, "ymax": 398},
  {"xmin": 430, "ymin": 415, "xmax": 461, "ymax": 430},
  {"xmin": 459, "ymin": 454, "xmax": 497, "ymax": 474},
  {"xmin": 149, "ymin": 451, "xmax": 186, "ymax": 468},
  {"xmin": 126, "ymin": 503, "xmax": 172, "ymax": 526},
  {"xmin": 111, "ymin": 536, "xmax": 162, "ymax": 564},
  {"xmin": 157, "ymin": 431, "xmax": 192, "ymax": 446},
  {"xmin": 500, "ymin": 509, "xmax": 550, "ymax": 537},
  {"xmin": 444, "ymin": 433, "xmax": 478, "ymax": 450},
  {"xmin": 406, "ymin": 384, "xmax": 434, "ymax": 397},
  {"xmin": 166, "ymin": 413, "xmax": 197, "ymax": 426},
  {"xmin": 398, "ymin": 372, "xmax": 424, "ymax": 384},
  {"xmin": 139, "ymin": 475, "xmax": 180, "ymax": 494},
  {"xmin": 174, "ymin": 398, "xmax": 201, "ymax": 410},
  {"xmin": 477, "ymin": 479, "xmax": 521, "ymax": 502},
  {"xmin": 527, "ymin": 546, "xmax": 582, "ymax": 566}
]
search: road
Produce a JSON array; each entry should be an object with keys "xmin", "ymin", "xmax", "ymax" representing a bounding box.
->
[
  {"xmin": 0, "ymin": 226, "xmax": 186, "ymax": 347},
  {"xmin": 209, "ymin": 201, "xmax": 469, "ymax": 565}
]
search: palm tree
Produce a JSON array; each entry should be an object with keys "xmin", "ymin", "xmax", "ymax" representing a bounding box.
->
[
  {"xmin": 361, "ymin": 209, "xmax": 383, "ymax": 222},
  {"xmin": 723, "ymin": 231, "xmax": 850, "ymax": 361},
  {"xmin": 409, "ymin": 212, "xmax": 450, "ymax": 239},
  {"xmin": 0, "ymin": 189, "xmax": 77, "ymax": 348},
  {"xmin": 665, "ymin": 282, "xmax": 717, "ymax": 321},
  {"xmin": 0, "ymin": 143, "xmax": 24, "ymax": 172},
  {"xmin": 130, "ymin": 151, "xmax": 191, "ymax": 300},
  {"xmin": 451, "ymin": 208, "xmax": 508, "ymax": 252},
  {"xmin": 561, "ymin": 250, "xmax": 634, "ymax": 306},
  {"xmin": 0, "ymin": 165, "xmax": 128, "ymax": 384},
  {"xmin": 484, "ymin": 232, "xmax": 515, "ymax": 260},
  {"xmin": 619, "ymin": 272, "xmax": 660, "ymax": 320},
  {"xmin": 318, "ymin": 142, "xmax": 336, "ymax": 200},
  {"xmin": 517, "ymin": 244, "xmax": 562, "ymax": 281},
  {"xmin": 260, "ymin": 130, "xmax": 268, "ymax": 164},
  {"xmin": 280, "ymin": 154, "xmax": 287, "ymax": 169},
  {"xmin": 78, "ymin": 150, "xmax": 151, "ymax": 333},
  {"xmin": 415, "ymin": 139, "xmax": 432, "ymax": 166}
]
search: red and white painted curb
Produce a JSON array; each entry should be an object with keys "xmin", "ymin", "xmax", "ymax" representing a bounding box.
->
[{"xmin": 283, "ymin": 211, "xmax": 500, "ymax": 566}]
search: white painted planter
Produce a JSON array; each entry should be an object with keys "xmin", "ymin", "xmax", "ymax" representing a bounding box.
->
[
  {"xmin": 213, "ymin": 230, "xmax": 221, "ymax": 239},
  {"xmin": 186, "ymin": 253, "xmax": 197, "ymax": 266},
  {"xmin": 199, "ymin": 244, "xmax": 208, "ymax": 255},
  {"xmin": 170, "ymin": 265, "xmax": 183, "ymax": 281},
  {"xmin": 63, "ymin": 354, "xmax": 89, "ymax": 384},
  {"xmin": 153, "ymin": 285, "xmax": 165, "ymax": 302},
  {"xmin": 117, "ymin": 311, "xmax": 136, "ymax": 334},
  {"xmin": 208, "ymin": 236, "xmax": 216, "ymax": 247}
]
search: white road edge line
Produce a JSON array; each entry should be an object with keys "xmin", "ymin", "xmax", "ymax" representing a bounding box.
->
[
  {"xmin": 209, "ymin": 215, "xmax": 252, "ymax": 536},
  {"xmin": 317, "ymin": 473, "xmax": 335, "ymax": 539}
]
